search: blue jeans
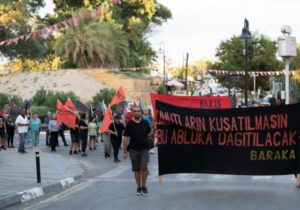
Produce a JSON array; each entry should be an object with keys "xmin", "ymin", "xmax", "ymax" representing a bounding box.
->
[{"xmin": 18, "ymin": 132, "xmax": 28, "ymax": 152}]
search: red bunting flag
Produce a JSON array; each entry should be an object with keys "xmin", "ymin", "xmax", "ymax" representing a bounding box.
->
[{"xmin": 110, "ymin": 86, "xmax": 126, "ymax": 107}]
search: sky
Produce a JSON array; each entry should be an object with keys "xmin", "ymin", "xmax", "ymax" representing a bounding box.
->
[{"xmin": 40, "ymin": 0, "xmax": 300, "ymax": 67}]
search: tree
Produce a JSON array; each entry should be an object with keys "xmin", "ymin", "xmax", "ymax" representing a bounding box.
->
[
  {"xmin": 212, "ymin": 34, "xmax": 283, "ymax": 91},
  {"xmin": 31, "ymin": 88, "xmax": 78, "ymax": 110},
  {"xmin": 92, "ymin": 88, "xmax": 116, "ymax": 106},
  {"xmin": 290, "ymin": 44, "xmax": 300, "ymax": 70},
  {"xmin": 0, "ymin": 0, "xmax": 51, "ymax": 71},
  {"xmin": 55, "ymin": 20, "xmax": 129, "ymax": 68},
  {"xmin": 53, "ymin": 0, "xmax": 172, "ymax": 69}
]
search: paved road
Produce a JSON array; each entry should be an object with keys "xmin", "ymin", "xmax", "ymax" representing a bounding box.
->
[{"xmin": 5, "ymin": 140, "xmax": 300, "ymax": 210}]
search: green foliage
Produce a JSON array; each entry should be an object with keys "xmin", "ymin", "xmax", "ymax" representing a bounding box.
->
[
  {"xmin": 55, "ymin": 20, "xmax": 129, "ymax": 68},
  {"xmin": 31, "ymin": 88, "xmax": 78, "ymax": 110},
  {"xmin": 10, "ymin": 95, "xmax": 24, "ymax": 106},
  {"xmin": 291, "ymin": 45, "xmax": 300, "ymax": 70},
  {"xmin": 0, "ymin": 0, "xmax": 50, "ymax": 64},
  {"xmin": 0, "ymin": 93, "xmax": 9, "ymax": 108},
  {"xmin": 92, "ymin": 88, "xmax": 116, "ymax": 105},
  {"xmin": 212, "ymin": 34, "xmax": 284, "ymax": 90},
  {"xmin": 290, "ymin": 78, "xmax": 300, "ymax": 103},
  {"xmin": 31, "ymin": 105, "xmax": 52, "ymax": 115},
  {"xmin": 0, "ymin": 93, "xmax": 23, "ymax": 108},
  {"xmin": 157, "ymin": 84, "xmax": 165, "ymax": 94},
  {"xmin": 53, "ymin": 0, "xmax": 172, "ymax": 69}
]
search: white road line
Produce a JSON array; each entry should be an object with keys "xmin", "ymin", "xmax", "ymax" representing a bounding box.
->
[
  {"xmin": 97, "ymin": 166, "xmax": 130, "ymax": 179},
  {"xmin": 213, "ymin": 175, "xmax": 235, "ymax": 179},
  {"xmin": 176, "ymin": 173, "xmax": 196, "ymax": 180},
  {"xmin": 252, "ymin": 176, "xmax": 273, "ymax": 180}
]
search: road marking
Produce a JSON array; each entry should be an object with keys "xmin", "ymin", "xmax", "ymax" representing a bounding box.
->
[
  {"xmin": 252, "ymin": 176, "xmax": 272, "ymax": 180},
  {"xmin": 97, "ymin": 166, "xmax": 130, "ymax": 179},
  {"xmin": 213, "ymin": 175, "xmax": 235, "ymax": 179},
  {"xmin": 19, "ymin": 187, "xmax": 44, "ymax": 202},
  {"xmin": 176, "ymin": 173, "xmax": 196, "ymax": 180}
]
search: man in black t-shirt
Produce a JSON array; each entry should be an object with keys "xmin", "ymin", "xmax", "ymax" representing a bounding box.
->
[
  {"xmin": 123, "ymin": 106, "xmax": 152, "ymax": 196},
  {"xmin": 108, "ymin": 115, "xmax": 125, "ymax": 162}
]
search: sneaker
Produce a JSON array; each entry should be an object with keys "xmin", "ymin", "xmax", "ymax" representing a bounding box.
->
[
  {"xmin": 1, "ymin": 146, "xmax": 7, "ymax": 150},
  {"xmin": 64, "ymin": 144, "xmax": 69, "ymax": 147},
  {"xmin": 81, "ymin": 153, "xmax": 88, "ymax": 157},
  {"xmin": 136, "ymin": 187, "xmax": 142, "ymax": 195},
  {"xmin": 141, "ymin": 187, "xmax": 148, "ymax": 195},
  {"xmin": 69, "ymin": 150, "xmax": 73, "ymax": 155}
]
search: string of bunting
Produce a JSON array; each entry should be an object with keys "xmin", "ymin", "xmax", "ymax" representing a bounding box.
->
[
  {"xmin": 207, "ymin": 69, "xmax": 295, "ymax": 76},
  {"xmin": 0, "ymin": 0, "xmax": 122, "ymax": 47}
]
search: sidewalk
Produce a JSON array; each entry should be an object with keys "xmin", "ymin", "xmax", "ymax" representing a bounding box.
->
[{"xmin": 0, "ymin": 133, "xmax": 84, "ymax": 209}]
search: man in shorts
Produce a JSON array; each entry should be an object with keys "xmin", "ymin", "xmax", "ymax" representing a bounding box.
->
[{"xmin": 123, "ymin": 106, "xmax": 152, "ymax": 195}]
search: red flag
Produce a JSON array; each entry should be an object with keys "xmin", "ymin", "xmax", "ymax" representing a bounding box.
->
[
  {"xmin": 110, "ymin": 87, "xmax": 126, "ymax": 107},
  {"xmin": 100, "ymin": 108, "xmax": 112, "ymax": 132},
  {"xmin": 64, "ymin": 98, "xmax": 77, "ymax": 129},
  {"xmin": 56, "ymin": 100, "xmax": 67, "ymax": 127},
  {"xmin": 65, "ymin": 98, "xmax": 76, "ymax": 112}
]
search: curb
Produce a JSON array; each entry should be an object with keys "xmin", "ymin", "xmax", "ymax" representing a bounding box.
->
[{"xmin": 0, "ymin": 175, "xmax": 82, "ymax": 209}]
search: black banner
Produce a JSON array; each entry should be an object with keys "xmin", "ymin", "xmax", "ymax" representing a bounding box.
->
[{"xmin": 156, "ymin": 100, "xmax": 300, "ymax": 176}]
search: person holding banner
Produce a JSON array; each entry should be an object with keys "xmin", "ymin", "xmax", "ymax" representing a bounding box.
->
[
  {"xmin": 79, "ymin": 113, "xmax": 89, "ymax": 157},
  {"xmin": 123, "ymin": 106, "xmax": 152, "ymax": 196},
  {"xmin": 107, "ymin": 115, "xmax": 125, "ymax": 163}
]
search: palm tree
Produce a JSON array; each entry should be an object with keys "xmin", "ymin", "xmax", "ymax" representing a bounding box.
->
[{"xmin": 55, "ymin": 20, "xmax": 129, "ymax": 68}]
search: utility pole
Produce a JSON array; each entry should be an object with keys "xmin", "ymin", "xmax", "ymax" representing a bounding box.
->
[{"xmin": 185, "ymin": 53, "xmax": 189, "ymax": 94}]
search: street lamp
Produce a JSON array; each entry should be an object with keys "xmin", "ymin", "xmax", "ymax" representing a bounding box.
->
[
  {"xmin": 277, "ymin": 25, "xmax": 297, "ymax": 104},
  {"xmin": 159, "ymin": 42, "xmax": 166, "ymax": 94},
  {"xmin": 240, "ymin": 18, "xmax": 251, "ymax": 106}
]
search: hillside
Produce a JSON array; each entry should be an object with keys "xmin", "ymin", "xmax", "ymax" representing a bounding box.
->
[
  {"xmin": 0, "ymin": 69, "xmax": 162, "ymax": 104},
  {"xmin": 0, "ymin": 70, "xmax": 107, "ymax": 102}
]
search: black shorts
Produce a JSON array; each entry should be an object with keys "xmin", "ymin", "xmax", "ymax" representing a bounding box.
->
[
  {"xmin": 0, "ymin": 130, "xmax": 5, "ymax": 139},
  {"xmin": 70, "ymin": 131, "xmax": 80, "ymax": 143},
  {"xmin": 129, "ymin": 149, "xmax": 149, "ymax": 172}
]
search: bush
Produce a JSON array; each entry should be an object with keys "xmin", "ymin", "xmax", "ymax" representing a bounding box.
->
[
  {"xmin": 157, "ymin": 84, "xmax": 165, "ymax": 94},
  {"xmin": 0, "ymin": 93, "xmax": 23, "ymax": 109},
  {"xmin": 92, "ymin": 88, "xmax": 116, "ymax": 106},
  {"xmin": 0, "ymin": 93, "xmax": 9, "ymax": 108},
  {"xmin": 31, "ymin": 88, "xmax": 78, "ymax": 110},
  {"xmin": 31, "ymin": 106, "xmax": 53, "ymax": 116}
]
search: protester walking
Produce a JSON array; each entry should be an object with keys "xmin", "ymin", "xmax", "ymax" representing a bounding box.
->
[
  {"xmin": 69, "ymin": 117, "xmax": 80, "ymax": 155},
  {"xmin": 0, "ymin": 111, "xmax": 7, "ymax": 150},
  {"xmin": 44, "ymin": 111, "xmax": 51, "ymax": 147},
  {"xmin": 15, "ymin": 109, "xmax": 29, "ymax": 154},
  {"xmin": 103, "ymin": 131, "xmax": 112, "ymax": 158},
  {"xmin": 58, "ymin": 122, "xmax": 68, "ymax": 146},
  {"xmin": 79, "ymin": 113, "xmax": 88, "ymax": 157},
  {"xmin": 107, "ymin": 115, "xmax": 125, "ymax": 163},
  {"xmin": 88, "ymin": 116, "xmax": 97, "ymax": 150},
  {"xmin": 142, "ymin": 108, "xmax": 155, "ymax": 154},
  {"xmin": 29, "ymin": 113, "xmax": 41, "ymax": 148},
  {"xmin": 123, "ymin": 106, "xmax": 152, "ymax": 195},
  {"xmin": 48, "ymin": 113, "xmax": 59, "ymax": 152},
  {"xmin": 6, "ymin": 116, "xmax": 15, "ymax": 148}
]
